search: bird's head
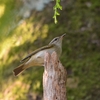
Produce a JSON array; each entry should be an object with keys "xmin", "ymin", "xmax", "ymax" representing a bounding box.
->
[{"xmin": 49, "ymin": 34, "xmax": 66, "ymax": 47}]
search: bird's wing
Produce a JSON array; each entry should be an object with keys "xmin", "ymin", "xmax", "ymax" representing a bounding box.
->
[{"xmin": 20, "ymin": 44, "xmax": 54, "ymax": 63}]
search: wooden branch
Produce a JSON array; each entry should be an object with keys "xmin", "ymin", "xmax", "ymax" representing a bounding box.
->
[{"xmin": 43, "ymin": 52, "xmax": 67, "ymax": 100}]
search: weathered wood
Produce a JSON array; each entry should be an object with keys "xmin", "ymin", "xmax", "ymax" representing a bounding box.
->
[{"xmin": 43, "ymin": 52, "xmax": 67, "ymax": 100}]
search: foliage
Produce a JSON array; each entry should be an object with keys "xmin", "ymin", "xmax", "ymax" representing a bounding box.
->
[{"xmin": 53, "ymin": 0, "xmax": 62, "ymax": 24}]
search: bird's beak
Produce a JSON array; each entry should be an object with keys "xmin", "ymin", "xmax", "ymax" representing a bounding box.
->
[{"xmin": 59, "ymin": 33, "xmax": 66, "ymax": 40}]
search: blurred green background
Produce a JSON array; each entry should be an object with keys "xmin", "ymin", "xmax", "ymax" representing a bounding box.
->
[{"xmin": 0, "ymin": 0, "xmax": 100, "ymax": 100}]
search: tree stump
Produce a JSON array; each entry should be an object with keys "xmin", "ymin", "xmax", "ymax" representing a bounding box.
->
[{"xmin": 43, "ymin": 52, "xmax": 67, "ymax": 100}]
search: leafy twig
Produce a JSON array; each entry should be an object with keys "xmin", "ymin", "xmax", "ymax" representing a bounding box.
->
[{"xmin": 53, "ymin": 0, "xmax": 62, "ymax": 24}]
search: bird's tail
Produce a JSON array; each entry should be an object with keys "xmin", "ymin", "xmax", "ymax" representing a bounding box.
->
[{"xmin": 13, "ymin": 64, "xmax": 25, "ymax": 76}]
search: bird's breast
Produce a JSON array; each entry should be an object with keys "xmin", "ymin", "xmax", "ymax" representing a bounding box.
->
[
  {"xmin": 35, "ymin": 48, "xmax": 55, "ymax": 58},
  {"xmin": 26, "ymin": 48, "xmax": 60, "ymax": 66}
]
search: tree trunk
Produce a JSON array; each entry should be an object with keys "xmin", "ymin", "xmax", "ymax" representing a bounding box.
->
[{"xmin": 43, "ymin": 52, "xmax": 67, "ymax": 100}]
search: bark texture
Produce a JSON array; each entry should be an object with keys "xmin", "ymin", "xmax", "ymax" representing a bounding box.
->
[{"xmin": 43, "ymin": 52, "xmax": 67, "ymax": 100}]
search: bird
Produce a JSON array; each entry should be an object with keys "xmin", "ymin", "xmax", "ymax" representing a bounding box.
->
[{"xmin": 13, "ymin": 34, "xmax": 66, "ymax": 76}]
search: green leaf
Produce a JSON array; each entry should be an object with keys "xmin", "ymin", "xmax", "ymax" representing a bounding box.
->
[
  {"xmin": 53, "ymin": 0, "xmax": 62, "ymax": 24},
  {"xmin": 56, "ymin": 12, "xmax": 60, "ymax": 15},
  {"xmin": 58, "ymin": 4, "xmax": 62, "ymax": 10}
]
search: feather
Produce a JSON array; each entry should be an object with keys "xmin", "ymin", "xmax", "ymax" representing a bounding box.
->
[{"xmin": 21, "ymin": 44, "xmax": 54, "ymax": 63}]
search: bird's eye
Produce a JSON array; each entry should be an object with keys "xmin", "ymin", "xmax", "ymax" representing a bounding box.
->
[
  {"xmin": 49, "ymin": 37, "xmax": 59, "ymax": 44},
  {"xmin": 54, "ymin": 38, "xmax": 58, "ymax": 41},
  {"xmin": 55, "ymin": 38, "xmax": 57, "ymax": 41}
]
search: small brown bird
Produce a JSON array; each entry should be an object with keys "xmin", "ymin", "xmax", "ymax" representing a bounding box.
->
[{"xmin": 13, "ymin": 34, "xmax": 66, "ymax": 76}]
